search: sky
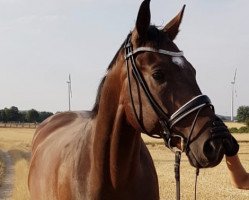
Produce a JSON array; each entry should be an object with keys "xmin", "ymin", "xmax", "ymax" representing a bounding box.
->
[{"xmin": 0, "ymin": 0, "xmax": 248, "ymax": 116}]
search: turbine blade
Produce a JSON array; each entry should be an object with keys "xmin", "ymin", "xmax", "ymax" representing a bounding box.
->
[
  {"xmin": 69, "ymin": 74, "xmax": 72, "ymax": 98},
  {"xmin": 233, "ymin": 68, "xmax": 237, "ymax": 82}
]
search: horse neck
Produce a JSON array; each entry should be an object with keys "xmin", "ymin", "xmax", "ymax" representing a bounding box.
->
[{"xmin": 92, "ymin": 61, "xmax": 142, "ymax": 188}]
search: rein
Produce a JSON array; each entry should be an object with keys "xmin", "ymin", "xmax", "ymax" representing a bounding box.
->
[{"xmin": 124, "ymin": 33, "xmax": 213, "ymax": 200}]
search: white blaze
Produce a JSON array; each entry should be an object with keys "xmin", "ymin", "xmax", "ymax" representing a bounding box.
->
[{"xmin": 172, "ymin": 57, "xmax": 185, "ymax": 68}]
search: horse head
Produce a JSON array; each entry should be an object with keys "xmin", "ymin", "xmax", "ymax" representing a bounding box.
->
[{"xmin": 119, "ymin": 0, "xmax": 238, "ymax": 168}]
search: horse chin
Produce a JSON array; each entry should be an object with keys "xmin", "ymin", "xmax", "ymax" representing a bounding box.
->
[
  {"xmin": 186, "ymin": 148, "xmax": 224, "ymax": 169},
  {"xmin": 186, "ymin": 151, "xmax": 204, "ymax": 168}
]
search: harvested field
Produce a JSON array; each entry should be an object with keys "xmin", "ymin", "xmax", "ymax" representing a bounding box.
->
[
  {"xmin": 225, "ymin": 122, "xmax": 246, "ymax": 129},
  {"xmin": 0, "ymin": 151, "xmax": 5, "ymax": 187},
  {"xmin": 0, "ymin": 128, "xmax": 248, "ymax": 199},
  {"xmin": 0, "ymin": 128, "xmax": 33, "ymax": 200},
  {"xmin": 143, "ymin": 134, "xmax": 249, "ymax": 199}
]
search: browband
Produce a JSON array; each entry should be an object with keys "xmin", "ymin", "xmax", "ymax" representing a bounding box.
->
[{"xmin": 125, "ymin": 47, "xmax": 184, "ymax": 59}]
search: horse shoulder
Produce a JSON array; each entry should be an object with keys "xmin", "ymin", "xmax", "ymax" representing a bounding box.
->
[
  {"xmin": 31, "ymin": 112, "xmax": 78, "ymax": 152},
  {"xmin": 29, "ymin": 111, "xmax": 94, "ymax": 200}
]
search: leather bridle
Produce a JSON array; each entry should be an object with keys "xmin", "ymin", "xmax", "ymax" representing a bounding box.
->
[
  {"xmin": 124, "ymin": 32, "xmax": 215, "ymax": 200},
  {"xmin": 124, "ymin": 33, "xmax": 214, "ymax": 151}
]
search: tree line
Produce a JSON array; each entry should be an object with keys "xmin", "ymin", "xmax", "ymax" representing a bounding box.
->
[
  {"xmin": 1, "ymin": 105, "xmax": 248, "ymax": 125},
  {"xmin": 0, "ymin": 106, "xmax": 53, "ymax": 123}
]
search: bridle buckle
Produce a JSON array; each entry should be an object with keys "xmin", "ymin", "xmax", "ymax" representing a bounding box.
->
[{"xmin": 168, "ymin": 135, "xmax": 185, "ymax": 153}]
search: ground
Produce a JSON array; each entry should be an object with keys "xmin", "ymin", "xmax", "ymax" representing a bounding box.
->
[
  {"xmin": 143, "ymin": 134, "xmax": 249, "ymax": 200},
  {"xmin": 0, "ymin": 128, "xmax": 33, "ymax": 200},
  {"xmin": 0, "ymin": 127, "xmax": 248, "ymax": 200}
]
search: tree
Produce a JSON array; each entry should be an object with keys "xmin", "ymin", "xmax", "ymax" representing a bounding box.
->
[
  {"xmin": 19, "ymin": 111, "xmax": 27, "ymax": 122},
  {"xmin": 9, "ymin": 106, "xmax": 19, "ymax": 121},
  {"xmin": 3, "ymin": 107, "xmax": 11, "ymax": 122},
  {"xmin": 1, "ymin": 106, "xmax": 20, "ymax": 122},
  {"xmin": 26, "ymin": 109, "xmax": 40, "ymax": 123},
  {"xmin": 237, "ymin": 106, "xmax": 249, "ymax": 122},
  {"xmin": 0, "ymin": 106, "xmax": 54, "ymax": 123},
  {"xmin": 2, "ymin": 110, "xmax": 8, "ymax": 123},
  {"xmin": 38, "ymin": 112, "xmax": 53, "ymax": 123}
]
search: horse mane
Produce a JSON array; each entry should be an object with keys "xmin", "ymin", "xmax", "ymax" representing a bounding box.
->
[
  {"xmin": 90, "ymin": 41, "xmax": 125, "ymax": 118},
  {"xmin": 91, "ymin": 26, "xmax": 162, "ymax": 118}
]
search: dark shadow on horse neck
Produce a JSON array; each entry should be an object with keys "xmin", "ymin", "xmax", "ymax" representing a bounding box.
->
[
  {"xmin": 88, "ymin": 58, "xmax": 154, "ymax": 198},
  {"xmin": 90, "ymin": 102, "xmax": 158, "ymax": 199},
  {"xmin": 86, "ymin": 30, "xmax": 159, "ymax": 198},
  {"xmin": 91, "ymin": 70, "xmax": 143, "ymax": 188}
]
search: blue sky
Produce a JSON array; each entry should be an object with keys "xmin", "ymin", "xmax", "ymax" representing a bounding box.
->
[{"xmin": 0, "ymin": 0, "xmax": 248, "ymax": 116}]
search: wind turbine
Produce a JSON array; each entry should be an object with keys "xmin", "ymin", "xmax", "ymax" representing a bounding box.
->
[
  {"xmin": 67, "ymin": 74, "xmax": 72, "ymax": 111},
  {"xmin": 231, "ymin": 68, "xmax": 237, "ymax": 122}
]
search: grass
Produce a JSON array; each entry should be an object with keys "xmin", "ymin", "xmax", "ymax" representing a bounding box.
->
[{"xmin": 0, "ymin": 128, "xmax": 248, "ymax": 199}]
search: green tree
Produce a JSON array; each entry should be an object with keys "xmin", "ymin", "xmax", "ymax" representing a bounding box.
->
[
  {"xmin": 38, "ymin": 112, "xmax": 53, "ymax": 123},
  {"xmin": 26, "ymin": 109, "xmax": 40, "ymax": 123},
  {"xmin": 1, "ymin": 109, "xmax": 7, "ymax": 122},
  {"xmin": 237, "ymin": 106, "xmax": 249, "ymax": 122},
  {"xmin": 19, "ymin": 111, "xmax": 27, "ymax": 122},
  {"xmin": 1, "ymin": 106, "xmax": 20, "ymax": 122},
  {"xmin": 4, "ymin": 107, "xmax": 11, "ymax": 122},
  {"xmin": 9, "ymin": 106, "xmax": 19, "ymax": 121}
]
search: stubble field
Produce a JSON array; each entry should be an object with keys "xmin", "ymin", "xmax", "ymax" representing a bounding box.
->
[
  {"xmin": 0, "ymin": 125, "xmax": 248, "ymax": 200},
  {"xmin": 0, "ymin": 128, "xmax": 33, "ymax": 200},
  {"xmin": 143, "ymin": 135, "xmax": 249, "ymax": 199}
]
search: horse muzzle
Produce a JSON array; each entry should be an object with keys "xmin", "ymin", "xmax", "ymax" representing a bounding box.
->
[{"xmin": 187, "ymin": 117, "xmax": 239, "ymax": 168}]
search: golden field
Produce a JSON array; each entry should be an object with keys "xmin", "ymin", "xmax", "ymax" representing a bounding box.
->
[
  {"xmin": 0, "ymin": 128, "xmax": 33, "ymax": 200},
  {"xmin": 225, "ymin": 122, "xmax": 246, "ymax": 129},
  {"xmin": 0, "ymin": 150, "xmax": 4, "ymax": 187},
  {"xmin": 0, "ymin": 127, "xmax": 248, "ymax": 200},
  {"xmin": 143, "ymin": 134, "xmax": 249, "ymax": 200}
]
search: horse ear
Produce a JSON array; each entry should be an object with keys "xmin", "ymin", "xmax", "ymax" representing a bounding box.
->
[
  {"xmin": 163, "ymin": 5, "xmax": 186, "ymax": 41},
  {"xmin": 134, "ymin": 0, "xmax": 151, "ymax": 40}
]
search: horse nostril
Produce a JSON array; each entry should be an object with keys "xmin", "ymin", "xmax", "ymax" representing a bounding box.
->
[
  {"xmin": 203, "ymin": 140, "xmax": 215, "ymax": 159},
  {"xmin": 203, "ymin": 139, "xmax": 224, "ymax": 161}
]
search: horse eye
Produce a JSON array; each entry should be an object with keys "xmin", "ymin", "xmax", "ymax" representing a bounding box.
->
[{"xmin": 152, "ymin": 70, "xmax": 165, "ymax": 81}]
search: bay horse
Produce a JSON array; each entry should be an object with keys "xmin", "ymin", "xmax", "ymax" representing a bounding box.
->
[{"xmin": 28, "ymin": 1, "xmax": 238, "ymax": 199}]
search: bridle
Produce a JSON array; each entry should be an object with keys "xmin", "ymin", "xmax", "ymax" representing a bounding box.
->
[
  {"xmin": 124, "ymin": 33, "xmax": 214, "ymax": 152},
  {"xmin": 124, "ymin": 33, "xmax": 214, "ymax": 200}
]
